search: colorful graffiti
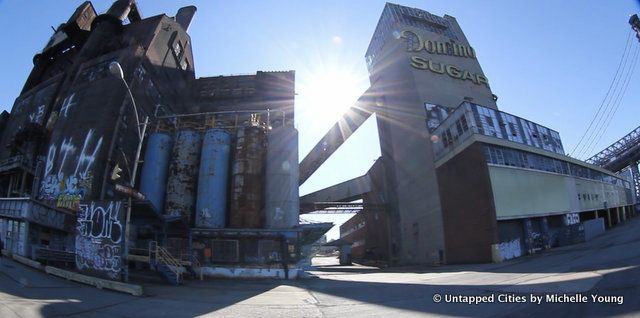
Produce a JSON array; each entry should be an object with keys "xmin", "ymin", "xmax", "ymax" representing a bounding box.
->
[
  {"xmin": 75, "ymin": 201, "xmax": 124, "ymax": 280},
  {"xmin": 39, "ymin": 129, "xmax": 103, "ymax": 211}
]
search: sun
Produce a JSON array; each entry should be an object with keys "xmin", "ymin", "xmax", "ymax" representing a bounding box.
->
[{"xmin": 301, "ymin": 68, "xmax": 364, "ymax": 122}]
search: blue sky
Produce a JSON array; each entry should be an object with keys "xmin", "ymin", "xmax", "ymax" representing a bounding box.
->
[{"xmin": 1, "ymin": 1, "xmax": 639, "ymax": 238}]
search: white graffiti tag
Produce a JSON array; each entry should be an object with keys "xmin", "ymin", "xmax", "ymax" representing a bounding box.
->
[
  {"xmin": 59, "ymin": 93, "xmax": 76, "ymax": 118},
  {"xmin": 75, "ymin": 201, "xmax": 124, "ymax": 280},
  {"xmin": 28, "ymin": 105, "xmax": 46, "ymax": 124},
  {"xmin": 39, "ymin": 129, "xmax": 103, "ymax": 210},
  {"xmin": 77, "ymin": 201, "xmax": 123, "ymax": 244}
]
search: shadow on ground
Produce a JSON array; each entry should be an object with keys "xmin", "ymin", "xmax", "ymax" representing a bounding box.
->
[{"xmin": 0, "ymin": 218, "xmax": 637, "ymax": 317}]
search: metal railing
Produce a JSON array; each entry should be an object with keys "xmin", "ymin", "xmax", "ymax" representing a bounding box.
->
[
  {"xmin": 185, "ymin": 253, "xmax": 203, "ymax": 281},
  {"xmin": 149, "ymin": 241, "xmax": 182, "ymax": 282}
]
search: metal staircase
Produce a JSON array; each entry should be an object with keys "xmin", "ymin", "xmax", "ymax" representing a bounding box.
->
[
  {"xmin": 182, "ymin": 252, "xmax": 203, "ymax": 281},
  {"xmin": 149, "ymin": 241, "xmax": 183, "ymax": 285},
  {"xmin": 144, "ymin": 241, "xmax": 203, "ymax": 285}
]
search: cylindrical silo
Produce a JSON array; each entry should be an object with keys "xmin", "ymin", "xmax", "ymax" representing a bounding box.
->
[
  {"xmin": 229, "ymin": 125, "xmax": 266, "ymax": 228},
  {"xmin": 139, "ymin": 132, "xmax": 173, "ymax": 213},
  {"xmin": 265, "ymin": 126, "xmax": 299, "ymax": 229},
  {"xmin": 195, "ymin": 128, "xmax": 231, "ymax": 228},
  {"xmin": 165, "ymin": 128, "xmax": 201, "ymax": 222}
]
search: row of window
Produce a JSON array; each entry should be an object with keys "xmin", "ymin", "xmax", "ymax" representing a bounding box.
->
[
  {"xmin": 578, "ymin": 193, "xmax": 599, "ymax": 201},
  {"xmin": 440, "ymin": 113, "xmax": 470, "ymax": 148},
  {"xmin": 432, "ymin": 102, "xmax": 566, "ymax": 158},
  {"xmin": 484, "ymin": 145, "xmax": 630, "ymax": 189},
  {"xmin": 472, "ymin": 103, "xmax": 564, "ymax": 154}
]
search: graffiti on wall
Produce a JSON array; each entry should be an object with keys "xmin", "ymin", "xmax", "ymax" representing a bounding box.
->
[
  {"xmin": 498, "ymin": 239, "xmax": 522, "ymax": 261},
  {"xmin": 39, "ymin": 128, "xmax": 103, "ymax": 211},
  {"xmin": 75, "ymin": 201, "xmax": 123, "ymax": 280},
  {"xmin": 59, "ymin": 93, "xmax": 76, "ymax": 118},
  {"xmin": 564, "ymin": 213, "xmax": 580, "ymax": 226},
  {"xmin": 28, "ymin": 105, "xmax": 46, "ymax": 124}
]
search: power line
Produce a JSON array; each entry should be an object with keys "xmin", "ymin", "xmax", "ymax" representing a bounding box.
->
[
  {"xmin": 570, "ymin": 30, "xmax": 633, "ymax": 156},
  {"xmin": 583, "ymin": 42, "xmax": 640, "ymax": 159},
  {"xmin": 577, "ymin": 41, "xmax": 639, "ymax": 159}
]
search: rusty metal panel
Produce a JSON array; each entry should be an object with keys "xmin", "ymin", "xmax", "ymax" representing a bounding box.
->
[
  {"xmin": 164, "ymin": 128, "xmax": 201, "ymax": 222},
  {"xmin": 229, "ymin": 125, "xmax": 266, "ymax": 228}
]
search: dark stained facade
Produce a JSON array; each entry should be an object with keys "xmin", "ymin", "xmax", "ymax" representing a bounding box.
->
[
  {"xmin": 338, "ymin": 159, "xmax": 390, "ymax": 262},
  {"xmin": 436, "ymin": 143, "xmax": 497, "ymax": 263},
  {"xmin": 0, "ymin": 1, "xmax": 300, "ymax": 281}
]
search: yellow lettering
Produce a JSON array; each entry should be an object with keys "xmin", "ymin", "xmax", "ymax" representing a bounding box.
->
[
  {"xmin": 453, "ymin": 44, "xmax": 466, "ymax": 57},
  {"xmin": 424, "ymin": 40, "xmax": 436, "ymax": 53},
  {"xmin": 462, "ymin": 70, "xmax": 477, "ymax": 83},
  {"xmin": 410, "ymin": 56, "xmax": 429, "ymax": 70},
  {"xmin": 428, "ymin": 60, "xmax": 445, "ymax": 74},
  {"xmin": 466, "ymin": 46, "xmax": 476, "ymax": 58},
  {"xmin": 445, "ymin": 65, "xmax": 462, "ymax": 78},
  {"xmin": 400, "ymin": 30, "xmax": 424, "ymax": 52},
  {"xmin": 408, "ymin": 54, "xmax": 489, "ymax": 86},
  {"xmin": 476, "ymin": 74, "xmax": 489, "ymax": 87},
  {"xmin": 398, "ymin": 30, "xmax": 476, "ymax": 59}
]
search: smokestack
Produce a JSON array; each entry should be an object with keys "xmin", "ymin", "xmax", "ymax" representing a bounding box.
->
[
  {"xmin": 106, "ymin": 0, "xmax": 136, "ymax": 21},
  {"xmin": 176, "ymin": 6, "xmax": 197, "ymax": 31}
]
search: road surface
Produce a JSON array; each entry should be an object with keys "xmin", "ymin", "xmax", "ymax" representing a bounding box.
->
[{"xmin": 1, "ymin": 216, "xmax": 639, "ymax": 317}]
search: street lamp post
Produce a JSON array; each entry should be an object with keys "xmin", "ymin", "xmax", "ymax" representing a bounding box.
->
[{"xmin": 109, "ymin": 61, "xmax": 149, "ymax": 283}]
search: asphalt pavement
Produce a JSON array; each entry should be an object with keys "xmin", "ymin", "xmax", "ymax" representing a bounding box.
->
[{"xmin": 1, "ymin": 216, "xmax": 640, "ymax": 317}]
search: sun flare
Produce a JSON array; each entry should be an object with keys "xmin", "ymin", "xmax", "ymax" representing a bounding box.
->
[{"xmin": 302, "ymin": 69, "xmax": 364, "ymax": 121}]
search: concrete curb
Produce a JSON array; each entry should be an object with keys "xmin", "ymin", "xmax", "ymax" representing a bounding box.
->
[
  {"xmin": 44, "ymin": 266, "xmax": 143, "ymax": 296},
  {"xmin": 3, "ymin": 250, "xmax": 143, "ymax": 297},
  {"xmin": 12, "ymin": 254, "xmax": 44, "ymax": 270}
]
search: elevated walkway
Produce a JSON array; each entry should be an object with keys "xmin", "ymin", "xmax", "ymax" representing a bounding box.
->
[
  {"xmin": 300, "ymin": 174, "xmax": 372, "ymax": 213},
  {"xmin": 587, "ymin": 125, "xmax": 640, "ymax": 198}
]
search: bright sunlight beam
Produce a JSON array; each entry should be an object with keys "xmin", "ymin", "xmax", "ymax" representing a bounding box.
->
[{"xmin": 302, "ymin": 68, "xmax": 363, "ymax": 122}]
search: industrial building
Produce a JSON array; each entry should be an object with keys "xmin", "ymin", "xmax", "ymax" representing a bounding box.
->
[
  {"xmin": 0, "ymin": 0, "xmax": 636, "ymax": 286},
  {"xmin": 300, "ymin": 3, "xmax": 637, "ymax": 265},
  {"xmin": 0, "ymin": 0, "xmax": 329, "ymax": 284}
]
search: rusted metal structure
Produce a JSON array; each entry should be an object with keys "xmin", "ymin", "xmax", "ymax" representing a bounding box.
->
[
  {"xmin": 229, "ymin": 124, "xmax": 267, "ymax": 228},
  {"xmin": 165, "ymin": 127, "xmax": 201, "ymax": 222}
]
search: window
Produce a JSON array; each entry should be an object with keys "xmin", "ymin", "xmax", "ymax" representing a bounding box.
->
[
  {"xmin": 180, "ymin": 58, "xmax": 189, "ymax": 71},
  {"xmin": 455, "ymin": 120, "xmax": 463, "ymax": 136},
  {"xmin": 484, "ymin": 145, "xmax": 625, "ymax": 186},
  {"xmin": 461, "ymin": 116, "xmax": 469, "ymax": 131},
  {"xmin": 173, "ymin": 41, "xmax": 183, "ymax": 59}
]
